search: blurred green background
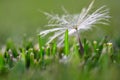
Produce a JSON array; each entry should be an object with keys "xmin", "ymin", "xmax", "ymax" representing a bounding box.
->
[{"xmin": 0, "ymin": 0, "xmax": 119, "ymax": 45}]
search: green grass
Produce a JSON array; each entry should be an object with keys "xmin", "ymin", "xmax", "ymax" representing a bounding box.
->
[
  {"xmin": 0, "ymin": 31, "xmax": 120, "ymax": 80},
  {"xmin": 64, "ymin": 29, "xmax": 69, "ymax": 55}
]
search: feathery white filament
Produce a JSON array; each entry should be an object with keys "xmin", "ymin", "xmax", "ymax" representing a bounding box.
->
[{"xmin": 39, "ymin": 0, "xmax": 110, "ymax": 46}]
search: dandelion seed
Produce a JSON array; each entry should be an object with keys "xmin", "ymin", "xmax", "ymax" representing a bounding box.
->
[
  {"xmin": 59, "ymin": 53, "xmax": 74, "ymax": 63},
  {"xmin": 39, "ymin": 0, "xmax": 110, "ymax": 55}
]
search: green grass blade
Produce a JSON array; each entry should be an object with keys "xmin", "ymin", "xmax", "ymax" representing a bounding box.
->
[
  {"xmin": 52, "ymin": 42, "xmax": 57, "ymax": 56},
  {"xmin": 46, "ymin": 45, "xmax": 50, "ymax": 56},
  {"xmin": 0, "ymin": 54, "xmax": 4, "ymax": 70},
  {"xmin": 38, "ymin": 35, "xmax": 43, "ymax": 59},
  {"xmin": 21, "ymin": 48, "xmax": 26, "ymax": 64},
  {"xmin": 64, "ymin": 29, "xmax": 69, "ymax": 55},
  {"xmin": 30, "ymin": 52, "xmax": 34, "ymax": 67}
]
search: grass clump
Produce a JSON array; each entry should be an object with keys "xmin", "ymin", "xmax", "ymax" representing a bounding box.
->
[{"xmin": 0, "ymin": 35, "xmax": 120, "ymax": 80}]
